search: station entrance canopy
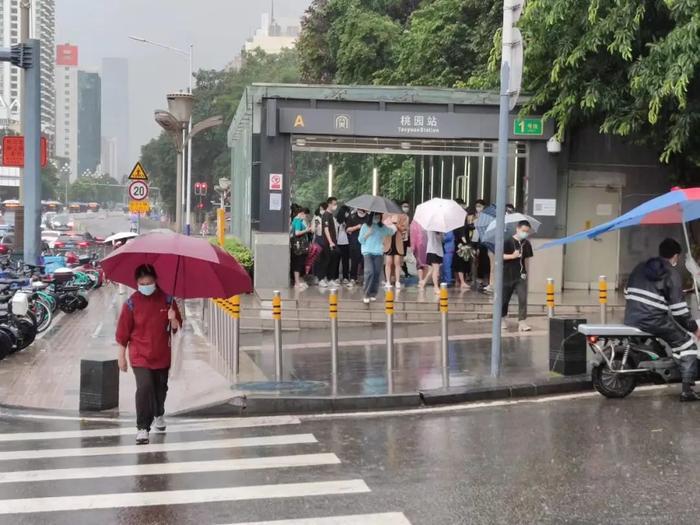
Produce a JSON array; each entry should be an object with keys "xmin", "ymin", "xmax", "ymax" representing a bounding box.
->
[{"xmin": 227, "ymin": 84, "xmax": 555, "ymax": 252}]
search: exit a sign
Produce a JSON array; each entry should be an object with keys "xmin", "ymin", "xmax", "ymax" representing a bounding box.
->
[{"xmin": 513, "ymin": 118, "xmax": 543, "ymax": 136}]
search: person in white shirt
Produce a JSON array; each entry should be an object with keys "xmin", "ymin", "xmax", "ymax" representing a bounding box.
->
[{"xmin": 419, "ymin": 230, "xmax": 444, "ymax": 294}]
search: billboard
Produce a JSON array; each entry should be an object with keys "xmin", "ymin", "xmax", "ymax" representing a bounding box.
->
[{"xmin": 56, "ymin": 44, "xmax": 78, "ymax": 66}]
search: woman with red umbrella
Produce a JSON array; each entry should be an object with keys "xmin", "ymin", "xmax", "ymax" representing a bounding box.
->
[{"xmin": 115, "ymin": 264, "xmax": 183, "ymax": 445}]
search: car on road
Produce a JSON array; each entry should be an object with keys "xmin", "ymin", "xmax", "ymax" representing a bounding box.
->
[
  {"xmin": 50, "ymin": 214, "xmax": 74, "ymax": 231},
  {"xmin": 41, "ymin": 230, "xmax": 62, "ymax": 249},
  {"xmin": 0, "ymin": 234, "xmax": 12, "ymax": 255},
  {"xmin": 53, "ymin": 232, "xmax": 103, "ymax": 253}
]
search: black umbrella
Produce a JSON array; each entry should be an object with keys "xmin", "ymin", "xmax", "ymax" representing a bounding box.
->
[{"xmin": 346, "ymin": 195, "xmax": 402, "ymax": 214}]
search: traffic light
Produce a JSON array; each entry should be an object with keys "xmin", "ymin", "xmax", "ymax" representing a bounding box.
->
[{"xmin": 194, "ymin": 182, "xmax": 209, "ymax": 196}]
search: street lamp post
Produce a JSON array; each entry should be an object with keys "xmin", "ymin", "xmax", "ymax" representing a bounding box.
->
[{"xmin": 129, "ymin": 36, "xmax": 194, "ymax": 233}]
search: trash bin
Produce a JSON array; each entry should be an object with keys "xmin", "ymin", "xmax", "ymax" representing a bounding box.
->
[
  {"xmin": 549, "ymin": 317, "xmax": 587, "ymax": 375},
  {"xmin": 80, "ymin": 358, "xmax": 119, "ymax": 411}
]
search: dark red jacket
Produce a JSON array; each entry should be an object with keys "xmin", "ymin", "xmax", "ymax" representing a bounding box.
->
[{"xmin": 115, "ymin": 289, "xmax": 182, "ymax": 370}]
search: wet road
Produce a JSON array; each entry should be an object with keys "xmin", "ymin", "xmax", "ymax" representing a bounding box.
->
[{"xmin": 0, "ymin": 385, "xmax": 697, "ymax": 524}]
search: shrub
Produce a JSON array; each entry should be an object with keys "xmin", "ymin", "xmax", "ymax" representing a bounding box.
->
[{"xmin": 212, "ymin": 237, "xmax": 254, "ymax": 275}]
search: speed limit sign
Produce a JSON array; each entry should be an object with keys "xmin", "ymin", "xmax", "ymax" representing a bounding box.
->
[{"xmin": 128, "ymin": 180, "xmax": 149, "ymax": 201}]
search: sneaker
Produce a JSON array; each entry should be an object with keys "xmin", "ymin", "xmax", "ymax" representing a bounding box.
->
[
  {"xmin": 363, "ymin": 297, "xmax": 371, "ymax": 304},
  {"xmin": 331, "ymin": 279, "xmax": 341, "ymax": 287},
  {"xmin": 680, "ymin": 390, "xmax": 700, "ymax": 402},
  {"xmin": 318, "ymin": 279, "xmax": 329, "ymax": 288},
  {"xmin": 346, "ymin": 280, "xmax": 355, "ymax": 288},
  {"xmin": 154, "ymin": 415, "xmax": 166, "ymax": 432},
  {"xmin": 136, "ymin": 429, "xmax": 149, "ymax": 444},
  {"xmin": 501, "ymin": 319, "xmax": 508, "ymax": 331},
  {"xmin": 295, "ymin": 282, "xmax": 308, "ymax": 290},
  {"xmin": 395, "ymin": 281, "xmax": 402, "ymax": 290},
  {"xmin": 369, "ymin": 297, "xmax": 377, "ymax": 302},
  {"xmin": 483, "ymin": 285, "xmax": 494, "ymax": 294},
  {"xmin": 518, "ymin": 321, "xmax": 532, "ymax": 332},
  {"xmin": 342, "ymin": 279, "xmax": 350, "ymax": 285}
]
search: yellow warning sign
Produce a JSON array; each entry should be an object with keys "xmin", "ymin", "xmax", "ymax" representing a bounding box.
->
[
  {"xmin": 129, "ymin": 200, "xmax": 150, "ymax": 213},
  {"xmin": 128, "ymin": 161, "xmax": 149, "ymax": 181}
]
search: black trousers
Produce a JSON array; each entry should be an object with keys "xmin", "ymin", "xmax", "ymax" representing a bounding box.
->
[
  {"xmin": 338, "ymin": 244, "xmax": 350, "ymax": 280},
  {"xmin": 502, "ymin": 278, "xmax": 528, "ymax": 321},
  {"xmin": 639, "ymin": 320, "xmax": 698, "ymax": 386},
  {"xmin": 133, "ymin": 367, "xmax": 169, "ymax": 431},
  {"xmin": 318, "ymin": 246, "xmax": 340, "ymax": 280},
  {"xmin": 349, "ymin": 240, "xmax": 363, "ymax": 280}
]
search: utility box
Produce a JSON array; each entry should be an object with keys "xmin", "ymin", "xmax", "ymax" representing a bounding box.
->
[
  {"xmin": 549, "ymin": 317, "xmax": 587, "ymax": 375},
  {"xmin": 80, "ymin": 358, "xmax": 119, "ymax": 411}
]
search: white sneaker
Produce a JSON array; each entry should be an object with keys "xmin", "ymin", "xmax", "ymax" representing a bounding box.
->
[
  {"xmin": 518, "ymin": 321, "xmax": 532, "ymax": 332},
  {"xmin": 318, "ymin": 279, "xmax": 329, "ymax": 287},
  {"xmin": 363, "ymin": 297, "xmax": 370, "ymax": 304},
  {"xmin": 502, "ymin": 320, "xmax": 508, "ymax": 331},
  {"xmin": 369, "ymin": 297, "xmax": 377, "ymax": 302},
  {"xmin": 342, "ymin": 279, "xmax": 350, "ymax": 285},
  {"xmin": 346, "ymin": 280, "xmax": 355, "ymax": 288},
  {"xmin": 483, "ymin": 285, "xmax": 494, "ymax": 294},
  {"xmin": 332, "ymin": 279, "xmax": 341, "ymax": 287},
  {"xmin": 154, "ymin": 415, "xmax": 166, "ymax": 432},
  {"xmin": 395, "ymin": 281, "xmax": 402, "ymax": 290},
  {"xmin": 136, "ymin": 429, "xmax": 149, "ymax": 444}
]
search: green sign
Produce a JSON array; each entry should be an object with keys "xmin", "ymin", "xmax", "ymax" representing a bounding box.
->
[{"xmin": 513, "ymin": 118, "xmax": 543, "ymax": 136}]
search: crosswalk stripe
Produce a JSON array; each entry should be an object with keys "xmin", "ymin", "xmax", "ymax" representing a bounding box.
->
[
  {"xmin": 0, "ymin": 479, "xmax": 371, "ymax": 514},
  {"xmin": 0, "ymin": 453, "xmax": 340, "ymax": 484},
  {"xmin": 0, "ymin": 415, "xmax": 302, "ymax": 443},
  {"xmin": 0, "ymin": 434, "xmax": 318, "ymax": 461},
  {"xmin": 224, "ymin": 512, "xmax": 412, "ymax": 524}
]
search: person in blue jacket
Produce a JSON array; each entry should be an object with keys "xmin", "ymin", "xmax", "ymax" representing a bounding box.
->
[{"xmin": 359, "ymin": 212, "xmax": 397, "ymax": 304}]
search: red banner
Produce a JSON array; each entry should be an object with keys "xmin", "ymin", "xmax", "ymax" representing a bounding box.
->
[
  {"xmin": 2, "ymin": 136, "xmax": 48, "ymax": 168},
  {"xmin": 56, "ymin": 44, "xmax": 78, "ymax": 66}
]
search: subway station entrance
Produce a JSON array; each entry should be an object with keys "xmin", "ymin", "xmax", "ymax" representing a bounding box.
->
[{"xmin": 228, "ymin": 84, "xmax": 557, "ymax": 289}]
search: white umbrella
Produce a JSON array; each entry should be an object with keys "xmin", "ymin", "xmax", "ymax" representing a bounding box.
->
[
  {"xmin": 482, "ymin": 213, "xmax": 541, "ymax": 242},
  {"xmin": 413, "ymin": 198, "xmax": 467, "ymax": 233},
  {"xmin": 104, "ymin": 231, "xmax": 139, "ymax": 245}
]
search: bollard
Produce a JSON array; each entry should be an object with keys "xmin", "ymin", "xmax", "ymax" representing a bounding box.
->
[
  {"xmin": 546, "ymin": 278, "xmax": 555, "ymax": 318},
  {"xmin": 385, "ymin": 284, "xmax": 395, "ymax": 394},
  {"xmin": 272, "ymin": 290, "xmax": 283, "ymax": 381},
  {"xmin": 598, "ymin": 275, "xmax": 608, "ymax": 324},
  {"xmin": 439, "ymin": 283, "xmax": 450, "ymax": 388},
  {"xmin": 231, "ymin": 295, "xmax": 240, "ymax": 381},
  {"xmin": 329, "ymin": 288, "xmax": 339, "ymax": 396}
]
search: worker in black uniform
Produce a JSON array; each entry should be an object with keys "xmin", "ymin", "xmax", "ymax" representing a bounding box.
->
[{"xmin": 624, "ymin": 238, "xmax": 700, "ymax": 402}]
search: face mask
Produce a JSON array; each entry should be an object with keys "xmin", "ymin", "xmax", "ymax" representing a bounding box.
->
[
  {"xmin": 401, "ymin": 206, "xmax": 410, "ymax": 213},
  {"xmin": 357, "ymin": 210, "xmax": 366, "ymax": 218},
  {"xmin": 671, "ymin": 259, "xmax": 679, "ymax": 267},
  {"xmin": 138, "ymin": 284, "xmax": 156, "ymax": 296},
  {"xmin": 517, "ymin": 231, "xmax": 529, "ymax": 240},
  {"xmin": 329, "ymin": 204, "xmax": 337, "ymax": 212},
  {"xmin": 475, "ymin": 206, "xmax": 484, "ymax": 214},
  {"xmin": 372, "ymin": 216, "xmax": 380, "ymax": 224}
]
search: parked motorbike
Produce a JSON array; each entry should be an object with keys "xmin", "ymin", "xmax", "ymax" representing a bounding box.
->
[{"xmin": 579, "ymin": 323, "xmax": 683, "ymax": 398}]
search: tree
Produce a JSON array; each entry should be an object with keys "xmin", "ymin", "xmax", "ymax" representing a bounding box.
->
[{"xmin": 520, "ymin": 0, "xmax": 700, "ymax": 170}]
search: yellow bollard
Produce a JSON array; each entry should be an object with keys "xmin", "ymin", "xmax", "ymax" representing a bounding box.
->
[
  {"xmin": 230, "ymin": 295, "xmax": 240, "ymax": 380},
  {"xmin": 439, "ymin": 283, "xmax": 449, "ymax": 388},
  {"xmin": 385, "ymin": 284, "xmax": 395, "ymax": 393},
  {"xmin": 272, "ymin": 291, "xmax": 282, "ymax": 380},
  {"xmin": 598, "ymin": 275, "xmax": 608, "ymax": 323},
  {"xmin": 546, "ymin": 278, "xmax": 555, "ymax": 318},
  {"xmin": 216, "ymin": 208, "xmax": 226, "ymax": 247},
  {"xmin": 329, "ymin": 288, "xmax": 339, "ymax": 395}
]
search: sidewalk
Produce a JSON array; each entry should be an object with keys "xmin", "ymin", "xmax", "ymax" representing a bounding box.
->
[{"xmin": 0, "ymin": 286, "xmax": 234, "ymax": 413}]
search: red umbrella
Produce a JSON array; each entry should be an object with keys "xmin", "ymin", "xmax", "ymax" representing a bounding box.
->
[{"xmin": 101, "ymin": 232, "xmax": 252, "ymax": 299}]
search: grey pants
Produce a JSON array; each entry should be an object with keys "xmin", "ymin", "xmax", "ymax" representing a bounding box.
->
[
  {"xmin": 133, "ymin": 367, "xmax": 169, "ymax": 431},
  {"xmin": 363, "ymin": 254, "xmax": 383, "ymax": 298},
  {"xmin": 502, "ymin": 278, "xmax": 528, "ymax": 321}
]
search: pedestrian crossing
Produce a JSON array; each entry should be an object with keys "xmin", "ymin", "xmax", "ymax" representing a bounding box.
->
[{"xmin": 0, "ymin": 415, "xmax": 411, "ymax": 524}]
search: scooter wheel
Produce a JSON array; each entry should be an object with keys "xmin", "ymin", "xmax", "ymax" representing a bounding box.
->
[{"xmin": 592, "ymin": 360, "xmax": 637, "ymax": 398}]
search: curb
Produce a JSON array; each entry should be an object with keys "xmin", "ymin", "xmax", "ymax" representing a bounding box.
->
[{"xmin": 172, "ymin": 375, "xmax": 592, "ymax": 417}]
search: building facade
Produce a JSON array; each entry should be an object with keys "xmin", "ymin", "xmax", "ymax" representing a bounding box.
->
[
  {"xmin": 0, "ymin": 0, "xmax": 55, "ymax": 137},
  {"xmin": 100, "ymin": 57, "xmax": 129, "ymax": 179},
  {"xmin": 54, "ymin": 43, "xmax": 78, "ymax": 181},
  {"xmin": 77, "ymin": 70, "xmax": 100, "ymax": 177}
]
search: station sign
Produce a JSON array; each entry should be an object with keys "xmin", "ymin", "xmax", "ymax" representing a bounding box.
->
[{"xmin": 513, "ymin": 118, "xmax": 543, "ymax": 136}]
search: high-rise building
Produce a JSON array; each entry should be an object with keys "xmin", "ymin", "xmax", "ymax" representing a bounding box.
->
[
  {"xmin": 100, "ymin": 57, "xmax": 129, "ymax": 179},
  {"xmin": 77, "ymin": 70, "xmax": 100, "ymax": 176},
  {"xmin": 100, "ymin": 136, "xmax": 117, "ymax": 180},
  {"xmin": 54, "ymin": 43, "xmax": 78, "ymax": 181},
  {"xmin": 0, "ymin": 0, "xmax": 56, "ymax": 138}
]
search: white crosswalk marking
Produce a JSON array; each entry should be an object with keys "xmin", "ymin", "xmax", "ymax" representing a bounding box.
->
[
  {"xmin": 0, "ymin": 434, "xmax": 318, "ymax": 461},
  {"xmin": 225, "ymin": 513, "xmax": 412, "ymax": 525},
  {"xmin": 0, "ymin": 453, "xmax": 341, "ymax": 484},
  {"xmin": 0, "ymin": 415, "xmax": 301, "ymax": 442},
  {"xmin": 0, "ymin": 479, "xmax": 371, "ymax": 514},
  {"xmin": 0, "ymin": 417, "xmax": 410, "ymax": 522}
]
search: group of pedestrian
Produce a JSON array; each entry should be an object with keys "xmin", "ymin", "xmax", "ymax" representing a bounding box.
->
[{"xmin": 289, "ymin": 198, "xmax": 411, "ymax": 297}]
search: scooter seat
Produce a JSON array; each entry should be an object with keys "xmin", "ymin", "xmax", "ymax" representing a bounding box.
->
[{"xmin": 578, "ymin": 324, "xmax": 652, "ymax": 337}]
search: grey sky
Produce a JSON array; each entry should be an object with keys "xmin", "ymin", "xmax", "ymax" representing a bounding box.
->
[{"xmin": 56, "ymin": 0, "xmax": 311, "ymax": 163}]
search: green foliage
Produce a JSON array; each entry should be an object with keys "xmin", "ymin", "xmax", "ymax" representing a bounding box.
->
[
  {"xmin": 213, "ymin": 237, "xmax": 254, "ymax": 273},
  {"xmin": 520, "ymin": 0, "xmax": 700, "ymax": 169},
  {"xmin": 140, "ymin": 49, "xmax": 300, "ymax": 215},
  {"xmin": 68, "ymin": 174, "xmax": 122, "ymax": 204},
  {"xmin": 41, "ymin": 161, "xmax": 60, "ymax": 200}
]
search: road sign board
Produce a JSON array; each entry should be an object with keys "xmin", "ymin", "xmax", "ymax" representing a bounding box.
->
[
  {"xmin": 513, "ymin": 118, "xmax": 543, "ymax": 136},
  {"xmin": 128, "ymin": 180, "xmax": 149, "ymax": 201},
  {"xmin": 128, "ymin": 161, "xmax": 148, "ymax": 181},
  {"xmin": 129, "ymin": 200, "xmax": 150, "ymax": 214},
  {"xmin": 2, "ymin": 136, "xmax": 48, "ymax": 168}
]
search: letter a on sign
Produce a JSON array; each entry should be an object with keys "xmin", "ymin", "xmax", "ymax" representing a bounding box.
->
[
  {"xmin": 128, "ymin": 161, "xmax": 149, "ymax": 181},
  {"xmin": 293, "ymin": 115, "xmax": 305, "ymax": 128}
]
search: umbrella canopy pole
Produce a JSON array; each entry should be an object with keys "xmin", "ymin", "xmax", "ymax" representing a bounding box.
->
[{"xmin": 682, "ymin": 222, "xmax": 700, "ymax": 307}]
